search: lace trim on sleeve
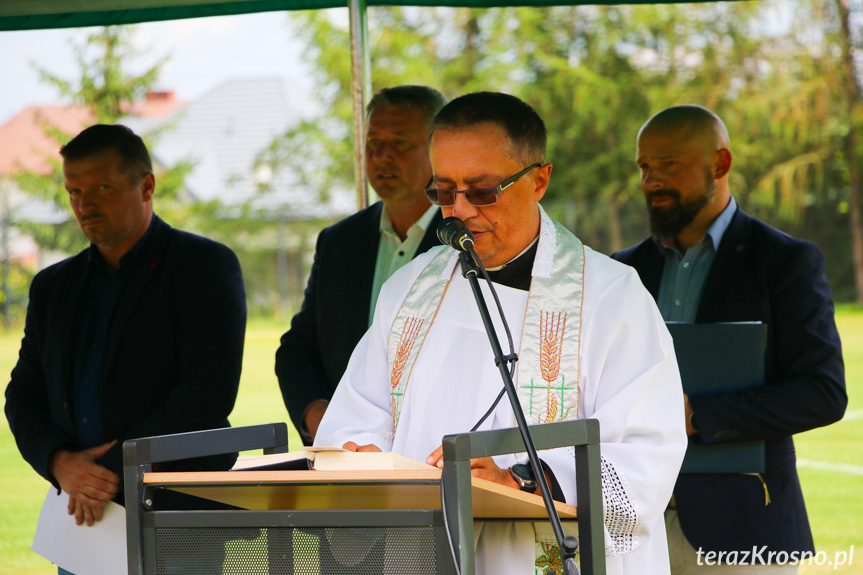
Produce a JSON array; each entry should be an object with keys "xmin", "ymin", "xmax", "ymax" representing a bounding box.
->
[{"xmin": 601, "ymin": 455, "xmax": 641, "ymax": 556}]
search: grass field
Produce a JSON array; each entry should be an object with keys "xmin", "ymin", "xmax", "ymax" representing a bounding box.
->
[{"xmin": 1, "ymin": 310, "xmax": 860, "ymax": 574}]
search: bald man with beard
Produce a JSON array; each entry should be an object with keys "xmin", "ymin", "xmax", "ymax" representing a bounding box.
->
[{"xmin": 613, "ymin": 105, "xmax": 847, "ymax": 574}]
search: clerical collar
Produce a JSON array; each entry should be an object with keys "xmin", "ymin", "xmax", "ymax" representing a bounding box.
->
[{"xmin": 485, "ymin": 237, "xmax": 538, "ymax": 291}]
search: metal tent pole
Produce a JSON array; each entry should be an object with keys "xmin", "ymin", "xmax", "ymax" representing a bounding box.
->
[{"xmin": 349, "ymin": 0, "xmax": 371, "ymax": 210}]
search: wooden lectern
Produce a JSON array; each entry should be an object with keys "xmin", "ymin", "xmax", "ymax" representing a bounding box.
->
[{"xmin": 123, "ymin": 420, "xmax": 605, "ymax": 575}]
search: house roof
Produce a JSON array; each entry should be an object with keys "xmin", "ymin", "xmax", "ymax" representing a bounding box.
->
[
  {"xmin": 0, "ymin": 105, "xmax": 94, "ymax": 176},
  {"xmin": 0, "ymin": 92, "xmax": 184, "ymax": 226},
  {"xmin": 0, "ymin": 91, "xmax": 183, "ymax": 177},
  {"xmin": 1, "ymin": 78, "xmax": 352, "ymax": 222},
  {"xmin": 123, "ymin": 76, "xmax": 353, "ymax": 219},
  {"xmin": 127, "ymin": 90, "xmax": 184, "ymax": 118}
]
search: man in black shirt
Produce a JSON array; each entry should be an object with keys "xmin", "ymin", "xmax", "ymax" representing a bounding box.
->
[{"xmin": 5, "ymin": 124, "xmax": 246, "ymax": 572}]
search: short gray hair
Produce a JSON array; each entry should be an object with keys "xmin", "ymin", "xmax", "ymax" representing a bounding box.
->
[{"xmin": 367, "ymin": 85, "xmax": 447, "ymax": 127}]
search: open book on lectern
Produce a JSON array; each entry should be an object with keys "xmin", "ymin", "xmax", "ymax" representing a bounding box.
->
[
  {"xmin": 231, "ymin": 446, "xmax": 437, "ymax": 472},
  {"xmin": 665, "ymin": 322, "xmax": 767, "ymax": 474}
]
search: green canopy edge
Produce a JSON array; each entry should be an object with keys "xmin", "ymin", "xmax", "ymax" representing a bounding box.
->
[{"xmin": 0, "ymin": 0, "xmax": 691, "ymax": 32}]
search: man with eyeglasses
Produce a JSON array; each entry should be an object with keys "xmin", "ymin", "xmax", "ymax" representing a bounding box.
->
[
  {"xmin": 316, "ymin": 92, "xmax": 687, "ymax": 574},
  {"xmin": 276, "ymin": 85, "xmax": 446, "ymax": 446}
]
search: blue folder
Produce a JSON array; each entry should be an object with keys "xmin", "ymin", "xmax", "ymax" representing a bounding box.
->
[{"xmin": 666, "ymin": 322, "xmax": 767, "ymax": 474}]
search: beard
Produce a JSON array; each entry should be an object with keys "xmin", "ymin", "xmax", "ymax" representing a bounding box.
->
[{"xmin": 647, "ymin": 172, "xmax": 715, "ymax": 240}]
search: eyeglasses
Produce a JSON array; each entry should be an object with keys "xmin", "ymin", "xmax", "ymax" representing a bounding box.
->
[{"xmin": 424, "ymin": 163, "xmax": 542, "ymax": 207}]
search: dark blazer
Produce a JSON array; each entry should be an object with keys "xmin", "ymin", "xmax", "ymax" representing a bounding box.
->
[
  {"xmin": 612, "ymin": 206, "xmax": 846, "ymax": 554},
  {"xmin": 5, "ymin": 216, "xmax": 247, "ymax": 503},
  {"xmin": 276, "ymin": 202, "xmax": 442, "ymax": 443}
]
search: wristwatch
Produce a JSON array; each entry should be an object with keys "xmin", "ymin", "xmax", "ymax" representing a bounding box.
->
[{"xmin": 509, "ymin": 463, "xmax": 538, "ymax": 494}]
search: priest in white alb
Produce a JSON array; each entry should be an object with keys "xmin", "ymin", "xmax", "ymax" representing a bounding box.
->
[{"xmin": 315, "ymin": 91, "xmax": 687, "ymax": 575}]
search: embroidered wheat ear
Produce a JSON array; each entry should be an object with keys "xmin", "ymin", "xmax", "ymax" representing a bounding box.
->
[
  {"xmin": 540, "ymin": 333, "xmax": 561, "ymax": 382},
  {"xmin": 539, "ymin": 311, "xmax": 567, "ymax": 383},
  {"xmin": 390, "ymin": 317, "xmax": 423, "ymax": 389},
  {"xmin": 539, "ymin": 311, "xmax": 568, "ymax": 422},
  {"xmin": 545, "ymin": 396, "xmax": 558, "ymax": 424}
]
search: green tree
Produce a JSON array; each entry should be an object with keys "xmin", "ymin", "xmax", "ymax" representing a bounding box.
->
[
  {"xmin": 278, "ymin": 1, "xmax": 862, "ymax": 300},
  {"xmin": 701, "ymin": 0, "xmax": 863, "ymax": 302},
  {"xmin": 836, "ymin": 0, "xmax": 863, "ymax": 304},
  {"xmin": 277, "ymin": 4, "xmax": 762, "ymax": 252},
  {"xmin": 495, "ymin": 5, "xmax": 658, "ymax": 250},
  {"xmin": 34, "ymin": 26, "xmax": 165, "ymax": 124}
]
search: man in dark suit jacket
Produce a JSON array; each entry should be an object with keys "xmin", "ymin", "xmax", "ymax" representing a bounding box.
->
[
  {"xmin": 613, "ymin": 105, "xmax": 846, "ymax": 573},
  {"xmin": 276, "ymin": 86, "xmax": 445, "ymax": 445},
  {"xmin": 5, "ymin": 124, "xmax": 246, "ymax": 536}
]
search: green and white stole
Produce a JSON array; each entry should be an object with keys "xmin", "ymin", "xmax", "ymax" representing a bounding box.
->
[
  {"xmin": 386, "ymin": 206, "xmax": 586, "ymax": 432},
  {"xmin": 386, "ymin": 207, "xmax": 587, "ymax": 572}
]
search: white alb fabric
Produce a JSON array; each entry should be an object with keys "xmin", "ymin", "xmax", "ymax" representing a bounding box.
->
[{"xmin": 316, "ymin": 213, "xmax": 687, "ymax": 575}]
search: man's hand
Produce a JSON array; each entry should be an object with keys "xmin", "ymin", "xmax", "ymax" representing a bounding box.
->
[
  {"xmin": 303, "ymin": 400, "xmax": 329, "ymax": 442},
  {"xmin": 684, "ymin": 394, "xmax": 697, "ymax": 436},
  {"xmin": 342, "ymin": 441, "xmax": 383, "ymax": 452},
  {"xmin": 50, "ymin": 441, "xmax": 120, "ymax": 508},
  {"xmin": 426, "ymin": 446, "xmax": 520, "ymax": 489},
  {"xmin": 67, "ymin": 495, "xmax": 105, "ymax": 526}
]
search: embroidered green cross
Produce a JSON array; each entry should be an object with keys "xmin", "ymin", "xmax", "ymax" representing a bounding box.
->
[
  {"xmin": 522, "ymin": 378, "xmax": 547, "ymax": 417},
  {"xmin": 523, "ymin": 376, "xmax": 576, "ymax": 419},
  {"xmin": 554, "ymin": 375, "xmax": 576, "ymax": 418}
]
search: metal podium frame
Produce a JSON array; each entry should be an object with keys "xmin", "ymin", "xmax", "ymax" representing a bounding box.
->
[
  {"xmin": 124, "ymin": 423, "xmax": 290, "ymax": 575},
  {"xmin": 123, "ymin": 419, "xmax": 605, "ymax": 575},
  {"xmin": 441, "ymin": 418, "xmax": 605, "ymax": 575}
]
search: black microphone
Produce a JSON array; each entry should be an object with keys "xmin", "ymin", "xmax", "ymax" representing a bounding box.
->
[{"xmin": 437, "ymin": 217, "xmax": 474, "ymax": 252}]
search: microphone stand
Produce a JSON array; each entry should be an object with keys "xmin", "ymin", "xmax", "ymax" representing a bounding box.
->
[{"xmin": 456, "ymin": 249, "xmax": 579, "ymax": 575}]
